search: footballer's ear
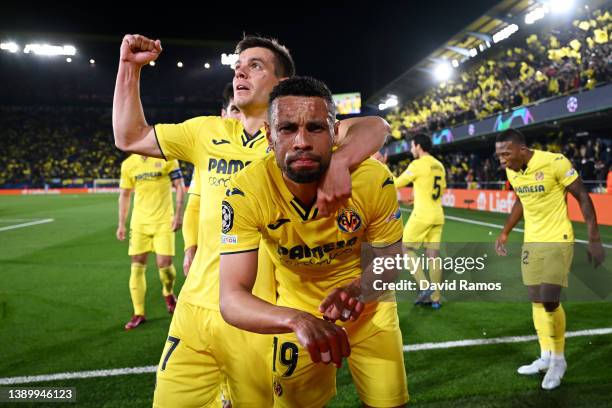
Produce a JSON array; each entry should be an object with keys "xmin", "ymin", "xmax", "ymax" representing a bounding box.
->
[
  {"xmin": 333, "ymin": 120, "xmax": 340, "ymax": 145},
  {"xmin": 264, "ymin": 122, "xmax": 274, "ymax": 150}
]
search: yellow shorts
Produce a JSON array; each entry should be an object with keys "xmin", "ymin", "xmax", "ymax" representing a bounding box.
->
[
  {"xmin": 272, "ymin": 303, "xmax": 408, "ymax": 408},
  {"xmin": 129, "ymin": 223, "xmax": 175, "ymax": 256},
  {"xmin": 153, "ymin": 301, "xmax": 273, "ymax": 408},
  {"xmin": 403, "ymin": 216, "xmax": 443, "ymax": 250},
  {"xmin": 521, "ymin": 242, "xmax": 574, "ymax": 287}
]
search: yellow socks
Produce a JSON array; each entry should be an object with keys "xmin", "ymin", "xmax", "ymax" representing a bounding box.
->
[
  {"xmin": 129, "ymin": 263, "xmax": 147, "ymax": 316},
  {"xmin": 159, "ymin": 265, "xmax": 176, "ymax": 297},
  {"xmin": 533, "ymin": 302, "xmax": 566, "ymax": 358}
]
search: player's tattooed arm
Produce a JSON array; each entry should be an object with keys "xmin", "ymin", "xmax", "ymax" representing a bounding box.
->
[
  {"xmin": 113, "ymin": 34, "xmax": 164, "ymax": 157},
  {"xmin": 219, "ymin": 251, "xmax": 350, "ymax": 367},
  {"xmin": 171, "ymin": 178, "xmax": 186, "ymax": 232},
  {"xmin": 495, "ymin": 197, "xmax": 523, "ymax": 256},
  {"xmin": 567, "ymin": 178, "xmax": 605, "ymax": 267}
]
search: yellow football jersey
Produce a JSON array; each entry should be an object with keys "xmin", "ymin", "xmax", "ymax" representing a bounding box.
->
[
  {"xmin": 155, "ymin": 117, "xmax": 270, "ymax": 310},
  {"xmin": 394, "ymin": 154, "xmax": 446, "ymax": 224},
  {"xmin": 220, "ymin": 156, "xmax": 403, "ymax": 314},
  {"xmin": 119, "ymin": 155, "xmax": 182, "ymax": 226},
  {"xmin": 188, "ymin": 167, "xmax": 201, "ymax": 196},
  {"xmin": 506, "ymin": 149, "xmax": 578, "ymax": 242}
]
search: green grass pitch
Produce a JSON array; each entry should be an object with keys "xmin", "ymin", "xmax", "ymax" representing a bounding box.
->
[{"xmin": 1, "ymin": 194, "xmax": 611, "ymax": 407}]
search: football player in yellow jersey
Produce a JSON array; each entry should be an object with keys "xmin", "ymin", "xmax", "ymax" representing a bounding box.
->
[
  {"xmin": 393, "ymin": 134, "xmax": 446, "ymax": 309},
  {"xmin": 182, "ymin": 83, "xmax": 242, "ymax": 277},
  {"xmin": 113, "ymin": 34, "xmax": 391, "ymax": 407},
  {"xmin": 494, "ymin": 129, "xmax": 605, "ymax": 390},
  {"xmin": 219, "ymin": 76, "xmax": 408, "ymax": 408},
  {"xmin": 116, "ymin": 155, "xmax": 185, "ymax": 330}
]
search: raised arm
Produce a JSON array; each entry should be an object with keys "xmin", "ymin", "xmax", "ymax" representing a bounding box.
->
[{"xmin": 112, "ymin": 34, "xmax": 164, "ymax": 157}]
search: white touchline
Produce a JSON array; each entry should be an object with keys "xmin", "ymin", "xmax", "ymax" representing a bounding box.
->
[
  {"xmin": 404, "ymin": 327, "xmax": 612, "ymax": 352},
  {"xmin": 1, "ymin": 328, "xmax": 611, "ymax": 385},
  {"xmin": 400, "ymin": 208, "xmax": 612, "ymax": 249},
  {"xmin": 0, "ymin": 218, "xmax": 55, "ymax": 232}
]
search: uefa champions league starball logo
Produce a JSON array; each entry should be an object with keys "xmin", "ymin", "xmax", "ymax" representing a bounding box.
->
[
  {"xmin": 566, "ymin": 96, "xmax": 578, "ymax": 113},
  {"xmin": 468, "ymin": 124, "xmax": 475, "ymax": 136}
]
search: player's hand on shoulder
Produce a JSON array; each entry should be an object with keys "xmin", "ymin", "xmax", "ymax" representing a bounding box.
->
[
  {"xmin": 319, "ymin": 285, "xmax": 364, "ymax": 323},
  {"xmin": 317, "ymin": 156, "xmax": 351, "ymax": 217},
  {"xmin": 120, "ymin": 34, "xmax": 162, "ymax": 66},
  {"xmin": 289, "ymin": 312, "xmax": 350, "ymax": 368}
]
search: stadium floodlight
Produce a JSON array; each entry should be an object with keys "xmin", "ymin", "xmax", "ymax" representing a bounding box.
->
[
  {"xmin": 204, "ymin": 62, "xmax": 211, "ymax": 69},
  {"xmin": 0, "ymin": 42, "xmax": 19, "ymax": 53},
  {"xmin": 149, "ymin": 61, "xmax": 156, "ymax": 66},
  {"xmin": 479, "ymin": 43, "xmax": 485, "ymax": 52},
  {"xmin": 23, "ymin": 43, "xmax": 77, "ymax": 56},
  {"xmin": 177, "ymin": 61, "xmax": 183, "ymax": 68},
  {"xmin": 451, "ymin": 59, "xmax": 459, "ymax": 68},
  {"xmin": 89, "ymin": 59, "xmax": 95, "ymax": 64},
  {"xmin": 549, "ymin": 0, "xmax": 574, "ymax": 13},
  {"xmin": 66, "ymin": 57, "xmax": 72, "ymax": 63},
  {"xmin": 433, "ymin": 62, "xmax": 452, "ymax": 81},
  {"xmin": 492, "ymin": 24, "xmax": 519, "ymax": 43},
  {"xmin": 469, "ymin": 48, "xmax": 478, "ymax": 57},
  {"xmin": 378, "ymin": 94, "xmax": 399, "ymax": 111},
  {"xmin": 221, "ymin": 53, "xmax": 239, "ymax": 67},
  {"xmin": 525, "ymin": 5, "xmax": 549, "ymax": 24}
]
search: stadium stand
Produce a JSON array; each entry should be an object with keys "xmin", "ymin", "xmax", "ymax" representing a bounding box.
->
[{"xmin": 386, "ymin": 8, "xmax": 611, "ymax": 138}]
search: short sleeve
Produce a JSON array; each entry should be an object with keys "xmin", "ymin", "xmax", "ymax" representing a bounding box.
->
[
  {"xmin": 394, "ymin": 161, "xmax": 418, "ymax": 188},
  {"xmin": 219, "ymin": 184, "xmax": 262, "ymax": 254},
  {"xmin": 167, "ymin": 160, "xmax": 183, "ymax": 181},
  {"xmin": 367, "ymin": 169, "xmax": 403, "ymax": 246},
  {"xmin": 119, "ymin": 160, "xmax": 134, "ymax": 189},
  {"xmin": 551, "ymin": 154, "xmax": 579, "ymax": 187},
  {"xmin": 188, "ymin": 169, "xmax": 201, "ymax": 196},
  {"xmin": 154, "ymin": 116, "xmax": 217, "ymax": 163}
]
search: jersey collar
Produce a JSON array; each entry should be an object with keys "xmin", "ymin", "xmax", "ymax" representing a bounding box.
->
[{"xmin": 267, "ymin": 157, "xmax": 319, "ymax": 222}]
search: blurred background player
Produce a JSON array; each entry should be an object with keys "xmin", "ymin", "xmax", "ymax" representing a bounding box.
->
[
  {"xmin": 113, "ymin": 33, "xmax": 389, "ymax": 407},
  {"xmin": 391, "ymin": 134, "xmax": 446, "ymax": 309},
  {"xmin": 219, "ymin": 76, "xmax": 408, "ymax": 408},
  {"xmin": 116, "ymin": 154, "xmax": 185, "ymax": 330},
  {"xmin": 182, "ymin": 83, "xmax": 242, "ymax": 277},
  {"xmin": 494, "ymin": 128, "xmax": 605, "ymax": 390}
]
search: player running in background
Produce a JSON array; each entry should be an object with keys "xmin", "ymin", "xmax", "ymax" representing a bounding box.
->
[
  {"xmin": 116, "ymin": 155, "xmax": 185, "ymax": 330},
  {"xmin": 113, "ymin": 34, "xmax": 390, "ymax": 407},
  {"xmin": 219, "ymin": 76, "xmax": 408, "ymax": 408},
  {"xmin": 393, "ymin": 134, "xmax": 446, "ymax": 309},
  {"xmin": 494, "ymin": 128, "xmax": 605, "ymax": 390},
  {"xmin": 182, "ymin": 83, "xmax": 242, "ymax": 277}
]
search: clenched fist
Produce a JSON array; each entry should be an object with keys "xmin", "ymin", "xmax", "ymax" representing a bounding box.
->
[{"xmin": 120, "ymin": 34, "xmax": 162, "ymax": 67}]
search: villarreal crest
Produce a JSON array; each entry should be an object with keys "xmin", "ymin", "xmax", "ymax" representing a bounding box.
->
[{"xmin": 337, "ymin": 208, "xmax": 362, "ymax": 233}]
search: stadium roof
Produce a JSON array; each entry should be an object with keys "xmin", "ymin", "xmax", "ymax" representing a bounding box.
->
[{"xmin": 366, "ymin": 0, "xmax": 609, "ymax": 109}]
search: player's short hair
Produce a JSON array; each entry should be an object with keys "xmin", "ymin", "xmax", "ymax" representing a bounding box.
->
[
  {"xmin": 412, "ymin": 133, "xmax": 432, "ymax": 152},
  {"xmin": 496, "ymin": 128, "xmax": 526, "ymax": 145},
  {"xmin": 222, "ymin": 82, "xmax": 234, "ymax": 110},
  {"xmin": 268, "ymin": 76, "xmax": 335, "ymax": 118},
  {"xmin": 235, "ymin": 36, "xmax": 296, "ymax": 78}
]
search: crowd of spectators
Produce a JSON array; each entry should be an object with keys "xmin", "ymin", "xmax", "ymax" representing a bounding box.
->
[
  {"xmin": 0, "ymin": 106, "xmax": 196, "ymax": 188},
  {"xmin": 386, "ymin": 8, "xmax": 612, "ymax": 139},
  {"xmin": 387, "ymin": 133, "xmax": 611, "ymax": 192}
]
